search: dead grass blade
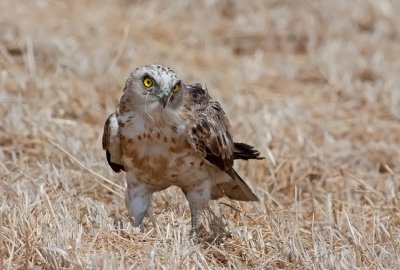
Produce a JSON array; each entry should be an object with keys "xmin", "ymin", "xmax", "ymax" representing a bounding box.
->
[
  {"xmin": 48, "ymin": 138, "xmax": 124, "ymax": 198},
  {"xmin": 0, "ymin": 211, "xmax": 2, "ymax": 270}
]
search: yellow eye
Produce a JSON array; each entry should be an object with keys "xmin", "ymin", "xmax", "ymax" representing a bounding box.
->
[
  {"xmin": 172, "ymin": 83, "xmax": 180, "ymax": 93},
  {"xmin": 143, "ymin": 77, "xmax": 153, "ymax": 88}
]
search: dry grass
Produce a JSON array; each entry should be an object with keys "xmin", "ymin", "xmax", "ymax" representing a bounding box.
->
[{"xmin": 1, "ymin": 0, "xmax": 400, "ymax": 269}]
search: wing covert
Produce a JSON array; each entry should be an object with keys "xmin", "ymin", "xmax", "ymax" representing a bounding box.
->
[
  {"xmin": 186, "ymin": 84, "xmax": 234, "ymax": 171},
  {"xmin": 102, "ymin": 112, "xmax": 125, "ymax": 173}
]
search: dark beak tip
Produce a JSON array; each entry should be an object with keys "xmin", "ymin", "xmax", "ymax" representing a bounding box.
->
[{"xmin": 160, "ymin": 93, "xmax": 172, "ymax": 109}]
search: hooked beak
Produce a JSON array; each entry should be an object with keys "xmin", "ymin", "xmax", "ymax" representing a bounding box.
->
[{"xmin": 159, "ymin": 92, "xmax": 173, "ymax": 109}]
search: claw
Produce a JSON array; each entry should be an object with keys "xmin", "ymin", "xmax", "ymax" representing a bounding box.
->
[{"xmin": 133, "ymin": 211, "xmax": 147, "ymax": 227}]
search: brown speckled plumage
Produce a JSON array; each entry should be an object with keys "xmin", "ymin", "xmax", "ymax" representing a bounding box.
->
[{"xmin": 102, "ymin": 64, "xmax": 263, "ymax": 232}]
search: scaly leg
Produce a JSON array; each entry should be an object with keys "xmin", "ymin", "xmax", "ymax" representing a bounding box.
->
[{"xmin": 190, "ymin": 207, "xmax": 200, "ymax": 235}]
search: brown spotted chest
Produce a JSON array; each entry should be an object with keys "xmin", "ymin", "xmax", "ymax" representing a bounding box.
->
[{"xmin": 119, "ymin": 112, "xmax": 212, "ymax": 190}]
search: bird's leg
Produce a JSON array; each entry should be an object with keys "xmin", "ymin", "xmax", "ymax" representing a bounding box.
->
[
  {"xmin": 184, "ymin": 179, "xmax": 212, "ymax": 235},
  {"xmin": 125, "ymin": 173, "xmax": 152, "ymax": 229},
  {"xmin": 190, "ymin": 207, "xmax": 200, "ymax": 235},
  {"xmin": 125, "ymin": 186, "xmax": 152, "ymax": 228}
]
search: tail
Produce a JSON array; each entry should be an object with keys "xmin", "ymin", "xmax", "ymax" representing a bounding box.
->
[
  {"xmin": 212, "ymin": 168, "xmax": 259, "ymax": 201},
  {"xmin": 234, "ymin": 142, "xmax": 264, "ymax": 160}
]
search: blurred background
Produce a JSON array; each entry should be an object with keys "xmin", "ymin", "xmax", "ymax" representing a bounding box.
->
[{"xmin": 1, "ymin": 0, "xmax": 400, "ymax": 268}]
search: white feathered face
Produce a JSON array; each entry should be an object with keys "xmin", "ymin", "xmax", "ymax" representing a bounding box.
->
[{"xmin": 125, "ymin": 65, "xmax": 184, "ymax": 112}]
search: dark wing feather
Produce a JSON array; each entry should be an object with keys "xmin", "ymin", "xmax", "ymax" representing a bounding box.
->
[
  {"xmin": 102, "ymin": 112, "xmax": 125, "ymax": 173},
  {"xmin": 234, "ymin": 142, "xmax": 264, "ymax": 160},
  {"xmin": 186, "ymin": 84, "xmax": 234, "ymax": 171},
  {"xmin": 106, "ymin": 150, "xmax": 125, "ymax": 173}
]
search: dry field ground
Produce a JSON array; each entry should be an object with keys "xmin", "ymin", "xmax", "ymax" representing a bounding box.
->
[{"xmin": 1, "ymin": 0, "xmax": 400, "ymax": 269}]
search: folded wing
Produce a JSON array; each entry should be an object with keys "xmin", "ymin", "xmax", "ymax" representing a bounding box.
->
[
  {"xmin": 102, "ymin": 112, "xmax": 125, "ymax": 173},
  {"xmin": 185, "ymin": 84, "xmax": 259, "ymax": 201}
]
